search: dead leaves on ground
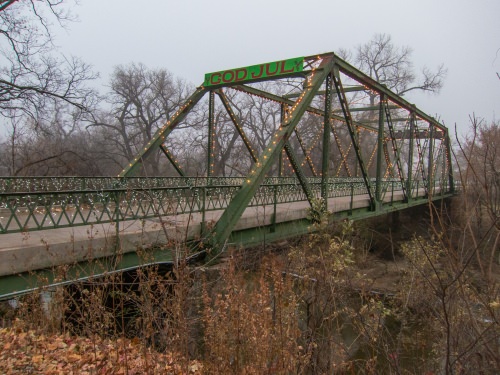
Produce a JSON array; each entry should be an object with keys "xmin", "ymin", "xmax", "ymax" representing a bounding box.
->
[{"xmin": 0, "ymin": 325, "xmax": 202, "ymax": 374}]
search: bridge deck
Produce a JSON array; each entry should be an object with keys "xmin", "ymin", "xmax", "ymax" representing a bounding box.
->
[{"xmin": 0, "ymin": 188, "xmax": 435, "ymax": 278}]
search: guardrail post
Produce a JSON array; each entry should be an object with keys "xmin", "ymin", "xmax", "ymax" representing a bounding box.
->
[
  {"xmin": 375, "ymin": 93, "xmax": 385, "ymax": 210},
  {"xmin": 428, "ymin": 124, "xmax": 434, "ymax": 196},
  {"xmin": 113, "ymin": 190, "xmax": 121, "ymax": 250},
  {"xmin": 201, "ymin": 184, "xmax": 207, "ymax": 236},
  {"xmin": 349, "ymin": 183, "xmax": 354, "ymax": 215},
  {"xmin": 391, "ymin": 181, "xmax": 394, "ymax": 205}
]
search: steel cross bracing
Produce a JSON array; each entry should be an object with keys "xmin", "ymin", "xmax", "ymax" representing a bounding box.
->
[{"xmin": 0, "ymin": 53, "xmax": 456, "ymax": 291}]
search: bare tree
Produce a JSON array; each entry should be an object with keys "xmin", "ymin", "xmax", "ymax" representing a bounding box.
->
[
  {"xmin": 89, "ymin": 64, "xmax": 193, "ymax": 175},
  {"xmin": 0, "ymin": 0, "xmax": 98, "ymax": 122},
  {"xmin": 454, "ymin": 117, "xmax": 500, "ymax": 279},
  {"xmin": 0, "ymin": 101, "xmax": 102, "ymax": 176},
  {"xmin": 341, "ymin": 33, "xmax": 447, "ymax": 105}
]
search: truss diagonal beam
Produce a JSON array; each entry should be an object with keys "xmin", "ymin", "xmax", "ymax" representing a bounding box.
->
[
  {"xmin": 294, "ymin": 128, "xmax": 317, "ymax": 176},
  {"xmin": 415, "ymin": 124, "xmax": 430, "ymax": 195},
  {"xmin": 216, "ymin": 90, "xmax": 258, "ymax": 163},
  {"xmin": 332, "ymin": 67, "xmax": 376, "ymax": 209},
  {"xmin": 209, "ymin": 56, "xmax": 334, "ymax": 250},
  {"xmin": 331, "ymin": 122, "xmax": 352, "ymax": 176},
  {"xmin": 160, "ymin": 145, "xmax": 185, "ymax": 177},
  {"xmin": 119, "ymin": 86, "xmax": 208, "ymax": 177},
  {"xmin": 284, "ymin": 142, "xmax": 315, "ymax": 205},
  {"xmin": 384, "ymin": 101, "xmax": 407, "ymax": 200}
]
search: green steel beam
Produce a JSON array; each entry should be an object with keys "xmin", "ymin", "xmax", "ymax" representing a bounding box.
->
[
  {"xmin": 330, "ymin": 54, "xmax": 448, "ymax": 133},
  {"xmin": 375, "ymin": 94, "xmax": 385, "ymax": 205},
  {"xmin": 232, "ymin": 84, "xmax": 379, "ymax": 133},
  {"xmin": 160, "ymin": 145, "xmax": 186, "ymax": 177},
  {"xmin": 322, "ymin": 73, "xmax": 333, "ymax": 209},
  {"xmin": 383, "ymin": 142, "xmax": 392, "ymax": 177},
  {"xmin": 333, "ymin": 104, "xmax": 398, "ymax": 113},
  {"xmin": 416, "ymin": 126, "xmax": 430, "ymax": 195},
  {"xmin": 330, "ymin": 122, "xmax": 351, "ymax": 176},
  {"xmin": 293, "ymin": 128, "xmax": 317, "ymax": 176},
  {"xmin": 208, "ymin": 56, "xmax": 334, "ymax": 251},
  {"xmin": 407, "ymin": 112, "xmax": 416, "ymax": 200},
  {"xmin": 428, "ymin": 124, "xmax": 434, "ymax": 195},
  {"xmin": 384, "ymin": 101, "xmax": 408, "ymax": 201},
  {"xmin": 283, "ymin": 85, "xmax": 368, "ymax": 98},
  {"xmin": 272, "ymin": 105, "xmax": 286, "ymax": 233},
  {"xmin": 216, "ymin": 90, "xmax": 258, "ymax": 163},
  {"xmin": 283, "ymin": 142, "xmax": 315, "ymax": 206},
  {"xmin": 357, "ymin": 118, "xmax": 409, "ymax": 125},
  {"xmin": 332, "ymin": 66, "xmax": 376, "ymax": 210},
  {"xmin": 445, "ymin": 128, "xmax": 455, "ymax": 193},
  {"xmin": 207, "ymin": 91, "xmax": 215, "ymax": 181},
  {"xmin": 119, "ymin": 86, "xmax": 208, "ymax": 177}
]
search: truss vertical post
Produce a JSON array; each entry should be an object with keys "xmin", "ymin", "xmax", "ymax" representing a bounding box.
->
[
  {"xmin": 428, "ymin": 123, "xmax": 434, "ymax": 196},
  {"xmin": 322, "ymin": 73, "xmax": 333, "ymax": 210},
  {"xmin": 375, "ymin": 94, "xmax": 385, "ymax": 206},
  {"xmin": 202, "ymin": 90, "xmax": 215, "ymax": 235},
  {"xmin": 445, "ymin": 129, "xmax": 455, "ymax": 193},
  {"xmin": 207, "ymin": 91, "xmax": 215, "ymax": 181},
  {"xmin": 273, "ymin": 104, "xmax": 287, "ymax": 232},
  {"xmin": 407, "ymin": 111, "xmax": 416, "ymax": 201}
]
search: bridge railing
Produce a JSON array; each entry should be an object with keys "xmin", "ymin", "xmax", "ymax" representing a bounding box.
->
[{"xmin": 0, "ymin": 177, "xmax": 445, "ymax": 234}]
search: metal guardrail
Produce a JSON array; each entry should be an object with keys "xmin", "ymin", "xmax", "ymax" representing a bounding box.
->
[{"xmin": 0, "ymin": 177, "xmax": 448, "ymax": 234}]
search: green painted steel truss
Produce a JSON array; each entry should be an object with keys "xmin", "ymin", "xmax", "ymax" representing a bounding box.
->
[
  {"xmin": 117, "ymin": 52, "xmax": 454, "ymax": 251},
  {"xmin": 0, "ymin": 53, "xmax": 456, "ymax": 298}
]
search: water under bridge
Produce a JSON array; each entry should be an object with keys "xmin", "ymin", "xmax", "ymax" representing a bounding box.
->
[{"xmin": 0, "ymin": 53, "xmax": 455, "ymax": 299}]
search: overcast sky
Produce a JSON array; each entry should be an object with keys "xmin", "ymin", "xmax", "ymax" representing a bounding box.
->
[{"xmin": 57, "ymin": 0, "xmax": 500, "ymax": 136}]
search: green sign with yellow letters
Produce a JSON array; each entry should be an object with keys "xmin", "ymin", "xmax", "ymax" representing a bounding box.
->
[{"xmin": 204, "ymin": 57, "xmax": 304, "ymax": 87}]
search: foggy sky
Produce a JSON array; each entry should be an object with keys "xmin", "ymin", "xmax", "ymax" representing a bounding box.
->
[{"xmin": 57, "ymin": 0, "xmax": 500, "ymax": 136}]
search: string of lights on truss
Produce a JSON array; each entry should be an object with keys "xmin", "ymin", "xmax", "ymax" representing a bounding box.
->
[
  {"xmin": 241, "ymin": 58, "xmax": 326, "ymax": 184},
  {"xmin": 382, "ymin": 101, "xmax": 409, "ymax": 183},
  {"xmin": 414, "ymin": 122, "xmax": 431, "ymax": 190},
  {"xmin": 119, "ymin": 86, "xmax": 206, "ymax": 175},
  {"xmin": 216, "ymin": 90, "xmax": 259, "ymax": 163}
]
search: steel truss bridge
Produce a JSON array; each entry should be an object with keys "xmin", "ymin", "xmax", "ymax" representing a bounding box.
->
[{"xmin": 0, "ymin": 53, "xmax": 455, "ymax": 298}]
